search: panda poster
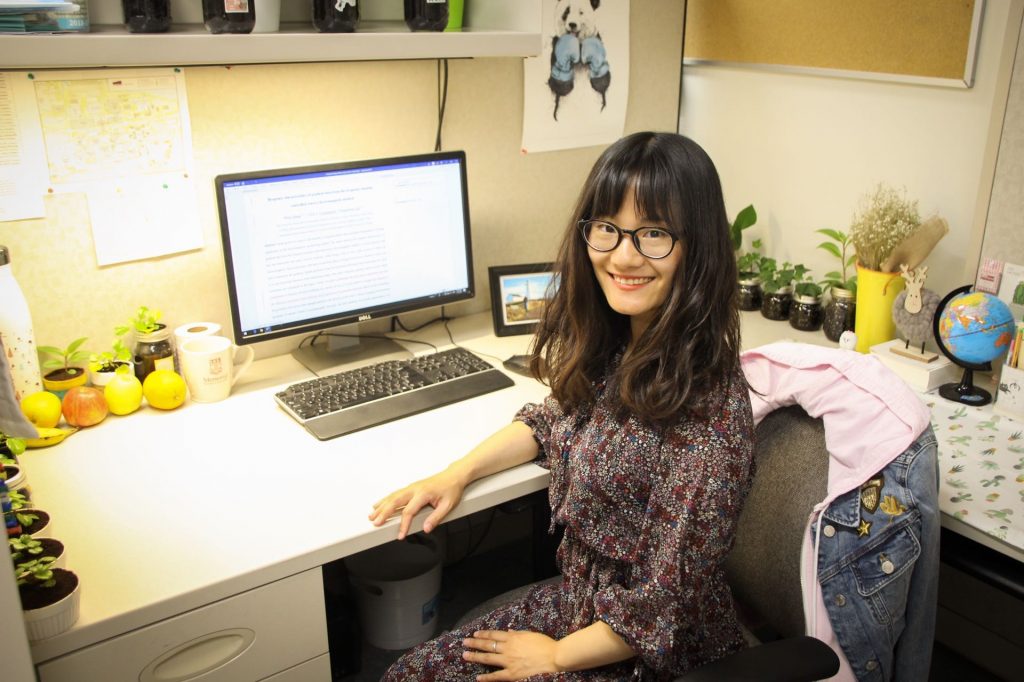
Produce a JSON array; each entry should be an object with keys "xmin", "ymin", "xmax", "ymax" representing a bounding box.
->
[{"xmin": 522, "ymin": 0, "xmax": 630, "ymax": 153}]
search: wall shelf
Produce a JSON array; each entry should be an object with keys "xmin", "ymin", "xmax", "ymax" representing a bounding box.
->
[{"xmin": 0, "ymin": 2, "xmax": 541, "ymax": 68}]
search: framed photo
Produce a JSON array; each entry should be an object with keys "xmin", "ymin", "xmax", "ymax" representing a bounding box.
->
[{"xmin": 488, "ymin": 263, "xmax": 559, "ymax": 337}]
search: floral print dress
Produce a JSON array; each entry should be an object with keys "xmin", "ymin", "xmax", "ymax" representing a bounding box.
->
[{"xmin": 381, "ymin": 365, "xmax": 755, "ymax": 681}]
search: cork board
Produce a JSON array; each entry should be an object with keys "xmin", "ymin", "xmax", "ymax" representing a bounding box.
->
[{"xmin": 684, "ymin": 0, "xmax": 983, "ymax": 86}]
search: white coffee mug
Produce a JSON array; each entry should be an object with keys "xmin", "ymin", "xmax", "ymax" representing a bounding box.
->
[{"xmin": 179, "ymin": 336, "xmax": 254, "ymax": 403}]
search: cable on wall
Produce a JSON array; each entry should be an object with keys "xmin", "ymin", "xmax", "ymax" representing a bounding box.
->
[{"xmin": 435, "ymin": 58, "xmax": 449, "ymax": 152}]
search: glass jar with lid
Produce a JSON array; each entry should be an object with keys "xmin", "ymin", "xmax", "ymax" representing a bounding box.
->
[
  {"xmin": 133, "ymin": 325, "xmax": 175, "ymax": 382},
  {"xmin": 822, "ymin": 287, "xmax": 856, "ymax": 342}
]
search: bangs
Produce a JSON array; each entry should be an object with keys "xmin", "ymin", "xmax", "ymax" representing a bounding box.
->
[{"xmin": 585, "ymin": 143, "xmax": 683, "ymax": 238}]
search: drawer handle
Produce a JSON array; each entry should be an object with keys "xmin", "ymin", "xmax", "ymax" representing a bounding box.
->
[{"xmin": 139, "ymin": 627, "xmax": 256, "ymax": 682}]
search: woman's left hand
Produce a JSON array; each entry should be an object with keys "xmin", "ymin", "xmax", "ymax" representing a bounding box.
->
[{"xmin": 462, "ymin": 629, "xmax": 562, "ymax": 681}]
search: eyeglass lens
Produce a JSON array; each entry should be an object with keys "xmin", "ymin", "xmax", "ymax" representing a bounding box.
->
[{"xmin": 581, "ymin": 220, "xmax": 675, "ymax": 259}]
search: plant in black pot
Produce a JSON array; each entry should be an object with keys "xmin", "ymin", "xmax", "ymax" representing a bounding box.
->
[
  {"xmin": 790, "ymin": 275, "xmax": 825, "ymax": 332},
  {"xmin": 125, "ymin": 306, "xmax": 174, "ymax": 382},
  {"xmin": 817, "ymin": 228, "xmax": 859, "ymax": 342},
  {"xmin": 737, "ymin": 239, "xmax": 770, "ymax": 312},
  {"xmin": 760, "ymin": 260, "xmax": 808, "ymax": 322},
  {"xmin": 15, "ymin": 555, "xmax": 80, "ymax": 641}
]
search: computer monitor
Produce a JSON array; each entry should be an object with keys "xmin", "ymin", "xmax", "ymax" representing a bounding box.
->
[{"xmin": 215, "ymin": 150, "xmax": 474, "ymax": 374}]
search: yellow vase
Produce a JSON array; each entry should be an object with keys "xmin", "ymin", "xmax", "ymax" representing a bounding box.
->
[{"xmin": 854, "ymin": 264, "xmax": 905, "ymax": 353}]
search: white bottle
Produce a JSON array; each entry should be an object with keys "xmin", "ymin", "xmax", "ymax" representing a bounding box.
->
[{"xmin": 0, "ymin": 245, "xmax": 43, "ymax": 402}]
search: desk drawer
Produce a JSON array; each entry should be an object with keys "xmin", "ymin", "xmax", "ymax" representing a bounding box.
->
[{"xmin": 38, "ymin": 569, "xmax": 328, "ymax": 682}]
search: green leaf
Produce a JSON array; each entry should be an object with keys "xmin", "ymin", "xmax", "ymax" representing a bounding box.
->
[
  {"xmin": 817, "ymin": 242, "xmax": 842, "ymax": 259},
  {"xmin": 816, "ymin": 228, "xmax": 846, "ymax": 242},
  {"xmin": 824, "ymin": 271, "xmax": 841, "ymax": 280},
  {"xmin": 66, "ymin": 337, "xmax": 88, "ymax": 355},
  {"xmin": 37, "ymin": 346, "xmax": 63, "ymax": 356},
  {"xmin": 730, "ymin": 204, "xmax": 757, "ymax": 250},
  {"xmin": 41, "ymin": 359, "xmax": 62, "ymax": 369}
]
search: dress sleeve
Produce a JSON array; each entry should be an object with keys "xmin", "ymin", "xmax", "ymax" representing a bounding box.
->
[
  {"xmin": 513, "ymin": 395, "xmax": 565, "ymax": 469},
  {"xmin": 592, "ymin": 379, "xmax": 755, "ymax": 671}
]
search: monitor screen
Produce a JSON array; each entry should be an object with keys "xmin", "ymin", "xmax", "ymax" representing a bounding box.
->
[{"xmin": 215, "ymin": 151, "xmax": 474, "ymax": 347}]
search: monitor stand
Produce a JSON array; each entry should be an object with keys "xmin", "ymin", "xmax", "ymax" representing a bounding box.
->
[{"xmin": 291, "ymin": 328, "xmax": 411, "ymax": 377}]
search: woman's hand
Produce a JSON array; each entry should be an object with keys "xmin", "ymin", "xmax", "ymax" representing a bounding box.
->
[
  {"xmin": 368, "ymin": 467, "xmax": 467, "ymax": 540},
  {"xmin": 462, "ymin": 630, "xmax": 562, "ymax": 681}
]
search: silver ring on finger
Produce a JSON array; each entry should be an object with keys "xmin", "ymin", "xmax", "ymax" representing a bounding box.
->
[{"xmin": 492, "ymin": 641, "xmax": 497, "ymax": 653}]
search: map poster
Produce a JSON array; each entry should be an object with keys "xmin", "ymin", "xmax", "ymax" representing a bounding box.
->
[{"xmin": 28, "ymin": 68, "xmax": 203, "ymax": 266}]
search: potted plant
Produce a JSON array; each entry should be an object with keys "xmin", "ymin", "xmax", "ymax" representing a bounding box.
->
[
  {"xmin": 38, "ymin": 337, "xmax": 90, "ymax": 398},
  {"xmin": 15, "ymin": 556, "xmax": 80, "ymax": 641},
  {"xmin": 0, "ymin": 431, "xmax": 25, "ymax": 468},
  {"xmin": 789, "ymin": 275, "xmax": 825, "ymax": 332},
  {"xmin": 125, "ymin": 306, "xmax": 174, "ymax": 382},
  {"xmin": 737, "ymin": 239, "xmax": 770, "ymax": 312},
  {"xmin": 14, "ymin": 507, "xmax": 52, "ymax": 537},
  {"xmin": 848, "ymin": 184, "xmax": 921, "ymax": 352},
  {"xmin": 88, "ymin": 335, "xmax": 133, "ymax": 387},
  {"xmin": 817, "ymin": 228, "xmax": 859, "ymax": 342},
  {"xmin": 10, "ymin": 533, "xmax": 66, "ymax": 571},
  {"xmin": 759, "ymin": 259, "xmax": 808, "ymax": 321}
]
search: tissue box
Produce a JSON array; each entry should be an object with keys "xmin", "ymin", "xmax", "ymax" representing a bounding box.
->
[{"xmin": 994, "ymin": 364, "xmax": 1024, "ymax": 422}]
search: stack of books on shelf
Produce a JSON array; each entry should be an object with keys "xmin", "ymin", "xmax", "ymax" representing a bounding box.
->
[
  {"xmin": 0, "ymin": 0, "xmax": 87, "ymax": 33},
  {"xmin": 869, "ymin": 339, "xmax": 960, "ymax": 393}
]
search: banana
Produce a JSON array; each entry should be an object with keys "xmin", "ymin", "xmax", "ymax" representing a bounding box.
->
[{"xmin": 24, "ymin": 427, "xmax": 77, "ymax": 448}]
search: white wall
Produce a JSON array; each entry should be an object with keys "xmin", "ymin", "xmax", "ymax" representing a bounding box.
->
[{"xmin": 679, "ymin": 0, "xmax": 1022, "ymax": 303}]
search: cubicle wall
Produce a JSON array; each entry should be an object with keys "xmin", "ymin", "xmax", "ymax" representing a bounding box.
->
[{"xmin": 0, "ymin": 1, "xmax": 684, "ymax": 360}]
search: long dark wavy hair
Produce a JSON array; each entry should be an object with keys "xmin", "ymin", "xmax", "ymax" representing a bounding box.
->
[{"xmin": 531, "ymin": 131, "xmax": 741, "ymax": 424}]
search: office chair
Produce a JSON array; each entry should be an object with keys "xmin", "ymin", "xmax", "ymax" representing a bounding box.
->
[{"xmin": 457, "ymin": 405, "xmax": 840, "ymax": 681}]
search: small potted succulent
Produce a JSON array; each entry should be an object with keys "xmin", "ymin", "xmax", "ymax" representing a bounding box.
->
[
  {"xmin": 10, "ymin": 533, "xmax": 66, "ymax": 571},
  {"xmin": 759, "ymin": 260, "xmax": 808, "ymax": 322},
  {"xmin": 38, "ymin": 337, "xmax": 91, "ymax": 398},
  {"xmin": 88, "ymin": 335, "xmax": 133, "ymax": 388},
  {"xmin": 817, "ymin": 228, "xmax": 859, "ymax": 342},
  {"xmin": 16, "ymin": 555, "xmax": 80, "ymax": 641}
]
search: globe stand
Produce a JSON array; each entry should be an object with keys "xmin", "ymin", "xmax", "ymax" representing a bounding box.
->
[
  {"xmin": 938, "ymin": 367, "xmax": 992, "ymax": 406},
  {"xmin": 933, "ymin": 284, "xmax": 1007, "ymax": 407}
]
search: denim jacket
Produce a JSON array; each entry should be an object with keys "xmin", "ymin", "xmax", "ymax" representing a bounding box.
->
[
  {"xmin": 816, "ymin": 426, "xmax": 939, "ymax": 681},
  {"xmin": 742, "ymin": 343, "xmax": 939, "ymax": 682}
]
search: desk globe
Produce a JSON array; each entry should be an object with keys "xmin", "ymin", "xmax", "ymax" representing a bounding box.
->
[{"xmin": 933, "ymin": 285, "xmax": 1016, "ymax": 405}]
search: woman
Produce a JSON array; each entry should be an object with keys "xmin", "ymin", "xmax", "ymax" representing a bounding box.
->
[{"xmin": 371, "ymin": 132, "xmax": 755, "ymax": 681}]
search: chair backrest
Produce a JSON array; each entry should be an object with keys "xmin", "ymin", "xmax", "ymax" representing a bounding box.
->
[{"xmin": 724, "ymin": 405, "xmax": 829, "ymax": 639}]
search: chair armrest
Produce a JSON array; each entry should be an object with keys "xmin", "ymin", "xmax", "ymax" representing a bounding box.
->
[{"xmin": 674, "ymin": 636, "xmax": 840, "ymax": 682}]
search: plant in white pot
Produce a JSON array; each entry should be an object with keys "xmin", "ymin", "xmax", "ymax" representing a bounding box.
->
[
  {"xmin": 15, "ymin": 555, "xmax": 80, "ymax": 641},
  {"xmin": 88, "ymin": 335, "xmax": 133, "ymax": 388},
  {"xmin": 10, "ymin": 533, "xmax": 66, "ymax": 571}
]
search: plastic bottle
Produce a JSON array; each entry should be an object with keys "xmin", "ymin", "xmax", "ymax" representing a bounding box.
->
[
  {"xmin": 203, "ymin": 0, "xmax": 255, "ymax": 34},
  {"xmin": 0, "ymin": 246, "xmax": 43, "ymax": 403},
  {"xmin": 121, "ymin": 0, "xmax": 171, "ymax": 32},
  {"xmin": 404, "ymin": 0, "xmax": 448, "ymax": 31},
  {"xmin": 313, "ymin": 0, "xmax": 359, "ymax": 32}
]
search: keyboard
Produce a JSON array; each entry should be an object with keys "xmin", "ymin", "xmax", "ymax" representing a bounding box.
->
[{"xmin": 275, "ymin": 347, "xmax": 515, "ymax": 440}]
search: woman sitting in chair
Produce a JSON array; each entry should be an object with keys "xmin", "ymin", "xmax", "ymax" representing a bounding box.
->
[{"xmin": 370, "ymin": 131, "xmax": 756, "ymax": 681}]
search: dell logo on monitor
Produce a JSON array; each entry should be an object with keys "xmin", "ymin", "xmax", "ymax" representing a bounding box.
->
[{"xmin": 358, "ymin": 314, "xmax": 372, "ymax": 321}]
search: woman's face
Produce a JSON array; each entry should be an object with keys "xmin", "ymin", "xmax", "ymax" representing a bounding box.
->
[{"xmin": 586, "ymin": 186, "xmax": 683, "ymax": 339}]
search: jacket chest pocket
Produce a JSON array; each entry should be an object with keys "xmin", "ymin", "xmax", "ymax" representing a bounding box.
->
[{"xmin": 850, "ymin": 514, "xmax": 921, "ymax": 625}]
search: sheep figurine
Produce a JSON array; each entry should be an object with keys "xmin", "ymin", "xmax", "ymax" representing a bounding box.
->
[{"xmin": 892, "ymin": 264, "xmax": 941, "ymax": 353}]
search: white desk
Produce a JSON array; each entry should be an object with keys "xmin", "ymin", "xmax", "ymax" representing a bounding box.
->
[{"xmin": 17, "ymin": 312, "xmax": 550, "ymax": 679}]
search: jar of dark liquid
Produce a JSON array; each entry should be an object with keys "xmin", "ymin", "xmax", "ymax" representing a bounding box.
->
[
  {"xmin": 404, "ymin": 0, "xmax": 448, "ymax": 31},
  {"xmin": 203, "ymin": 0, "xmax": 255, "ymax": 34},
  {"xmin": 313, "ymin": 0, "xmax": 358, "ymax": 32},
  {"xmin": 122, "ymin": 0, "xmax": 171, "ymax": 32},
  {"xmin": 133, "ymin": 325, "xmax": 175, "ymax": 383}
]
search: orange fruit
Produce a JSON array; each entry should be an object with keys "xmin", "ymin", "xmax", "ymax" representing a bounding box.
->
[{"xmin": 142, "ymin": 370, "xmax": 187, "ymax": 410}]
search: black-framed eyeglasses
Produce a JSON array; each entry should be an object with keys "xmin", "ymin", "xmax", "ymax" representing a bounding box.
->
[{"xmin": 578, "ymin": 219, "xmax": 678, "ymax": 259}]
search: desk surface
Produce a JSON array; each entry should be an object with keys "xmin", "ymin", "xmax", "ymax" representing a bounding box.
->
[
  {"xmin": 19, "ymin": 313, "xmax": 551, "ymax": 663},
  {"xmin": 18, "ymin": 310, "xmax": 1024, "ymax": 663}
]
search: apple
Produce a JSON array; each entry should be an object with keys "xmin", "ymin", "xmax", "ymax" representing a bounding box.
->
[{"xmin": 61, "ymin": 386, "xmax": 109, "ymax": 427}]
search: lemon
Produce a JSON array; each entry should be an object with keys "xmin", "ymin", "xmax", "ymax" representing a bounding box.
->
[
  {"xmin": 104, "ymin": 366, "xmax": 143, "ymax": 416},
  {"xmin": 143, "ymin": 369, "xmax": 187, "ymax": 410},
  {"xmin": 20, "ymin": 391, "xmax": 63, "ymax": 428}
]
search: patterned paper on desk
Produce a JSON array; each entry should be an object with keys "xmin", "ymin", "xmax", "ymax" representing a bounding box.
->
[{"xmin": 928, "ymin": 397, "xmax": 1024, "ymax": 552}]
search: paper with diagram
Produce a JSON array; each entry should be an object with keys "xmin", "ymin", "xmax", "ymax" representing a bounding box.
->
[{"xmin": 29, "ymin": 68, "xmax": 202, "ymax": 265}]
